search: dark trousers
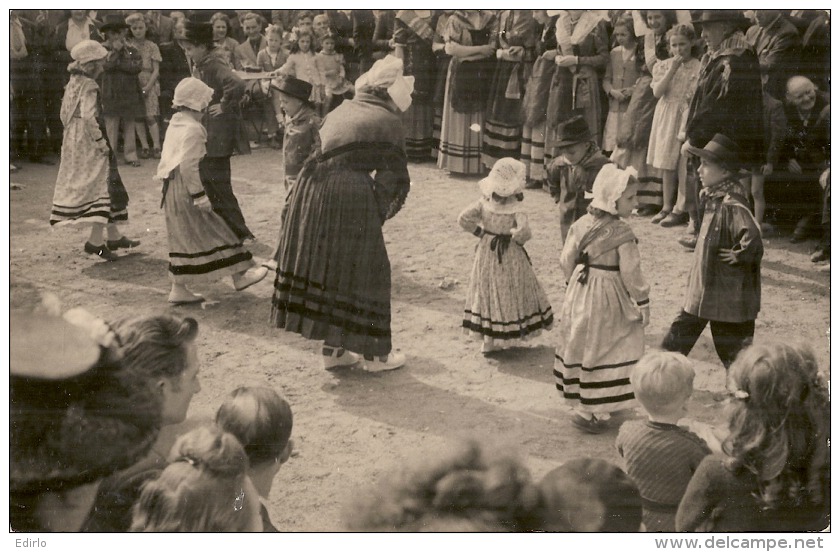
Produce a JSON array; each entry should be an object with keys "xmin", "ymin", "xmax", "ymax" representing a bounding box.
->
[
  {"xmin": 198, "ymin": 156, "xmax": 254, "ymax": 241},
  {"xmin": 662, "ymin": 310, "xmax": 755, "ymax": 369}
]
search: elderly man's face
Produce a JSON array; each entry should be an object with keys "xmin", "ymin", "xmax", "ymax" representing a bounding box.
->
[
  {"xmin": 700, "ymin": 21, "xmax": 728, "ymax": 50},
  {"xmin": 787, "ymin": 78, "xmax": 817, "ymax": 111},
  {"xmin": 755, "ymin": 10, "xmax": 780, "ymax": 27}
]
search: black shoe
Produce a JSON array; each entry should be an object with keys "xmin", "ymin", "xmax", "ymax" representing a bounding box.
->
[
  {"xmin": 84, "ymin": 242, "xmax": 118, "ymax": 261},
  {"xmin": 635, "ymin": 205, "xmax": 660, "ymax": 217},
  {"xmin": 790, "ymin": 232, "xmax": 808, "ymax": 244},
  {"xmin": 106, "ymin": 236, "xmax": 141, "ymax": 250},
  {"xmin": 811, "ymin": 248, "xmax": 830, "ymax": 263},
  {"xmin": 570, "ymin": 413, "xmax": 610, "ymax": 434},
  {"xmin": 525, "ymin": 178, "xmax": 544, "ymax": 190}
]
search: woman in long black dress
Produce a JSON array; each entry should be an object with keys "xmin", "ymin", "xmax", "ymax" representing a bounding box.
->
[{"xmin": 270, "ymin": 55, "xmax": 413, "ymax": 372}]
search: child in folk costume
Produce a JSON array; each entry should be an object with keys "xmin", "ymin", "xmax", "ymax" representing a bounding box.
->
[
  {"xmin": 50, "ymin": 40, "xmax": 140, "ymax": 262},
  {"xmin": 647, "ymin": 25, "xmax": 701, "ymax": 226},
  {"xmin": 545, "ymin": 114, "xmax": 611, "ymax": 246},
  {"xmin": 661, "ymin": 134, "xmax": 763, "ymax": 369},
  {"xmin": 610, "ymin": 57, "xmax": 662, "ymax": 218},
  {"xmin": 156, "ymin": 78, "xmax": 268, "ymax": 305},
  {"xmin": 555, "ymin": 164, "xmax": 650, "ymax": 434},
  {"xmin": 264, "ymin": 76, "xmax": 322, "ymax": 271},
  {"xmin": 601, "ymin": 14, "xmax": 639, "ymax": 154},
  {"xmin": 459, "ymin": 158, "xmax": 554, "ymax": 354}
]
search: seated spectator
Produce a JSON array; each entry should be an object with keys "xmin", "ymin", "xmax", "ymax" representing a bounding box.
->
[
  {"xmin": 537, "ymin": 457, "xmax": 643, "ymax": 532},
  {"xmin": 344, "ymin": 440, "xmax": 540, "ymax": 531},
  {"xmin": 676, "ymin": 342, "xmax": 830, "ymax": 532},
  {"xmin": 10, "ymin": 309, "xmax": 161, "ymax": 531},
  {"xmin": 216, "ymin": 386, "xmax": 295, "ymax": 532},
  {"xmin": 82, "ymin": 315, "xmax": 202, "ymax": 532},
  {"xmin": 768, "ymin": 76, "xmax": 829, "ymax": 241},
  {"xmin": 616, "ymin": 352, "xmax": 712, "ymax": 532},
  {"xmin": 129, "ymin": 425, "xmax": 263, "ymax": 532}
]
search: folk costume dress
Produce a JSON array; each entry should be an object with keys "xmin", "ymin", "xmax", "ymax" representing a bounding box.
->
[
  {"xmin": 393, "ymin": 10, "xmax": 438, "ymax": 161},
  {"xmin": 50, "ymin": 71, "xmax": 129, "ymax": 226},
  {"xmin": 554, "ymin": 214, "xmax": 649, "ymax": 416},
  {"xmin": 545, "ymin": 11, "xmax": 609, "ymax": 158},
  {"xmin": 437, "ymin": 11, "xmax": 497, "ymax": 175},
  {"xmin": 270, "ymin": 92, "xmax": 410, "ymax": 358},
  {"xmin": 157, "ymin": 111, "xmax": 255, "ymax": 283},
  {"xmin": 612, "ymin": 66, "xmax": 663, "ymax": 211},
  {"xmin": 481, "ymin": 10, "xmax": 536, "ymax": 169},
  {"xmin": 520, "ymin": 14, "xmax": 559, "ymax": 182},
  {"xmin": 459, "ymin": 198, "xmax": 553, "ymax": 345},
  {"xmin": 431, "ymin": 12, "xmax": 452, "ymax": 160}
]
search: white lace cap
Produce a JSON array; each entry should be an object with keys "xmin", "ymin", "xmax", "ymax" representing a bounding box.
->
[
  {"xmin": 590, "ymin": 164, "xmax": 638, "ymax": 215},
  {"xmin": 172, "ymin": 77, "xmax": 214, "ymax": 112}
]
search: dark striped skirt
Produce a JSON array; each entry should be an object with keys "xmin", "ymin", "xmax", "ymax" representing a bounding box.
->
[{"xmin": 270, "ymin": 161, "xmax": 393, "ymax": 357}]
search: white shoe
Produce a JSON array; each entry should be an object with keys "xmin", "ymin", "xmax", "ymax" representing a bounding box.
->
[
  {"xmin": 322, "ymin": 347, "xmax": 360, "ymax": 370},
  {"xmin": 363, "ymin": 352, "xmax": 406, "ymax": 372},
  {"xmin": 481, "ymin": 341, "xmax": 500, "ymax": 354},
  {"xmin": 233, "ymin": 266, "xmax": 269, "ymax": 291},
  {"xmin": 262, "ymin": 258, "xmax": 278, "ymax": 271}
]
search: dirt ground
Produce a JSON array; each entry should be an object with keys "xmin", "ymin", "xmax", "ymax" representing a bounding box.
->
[{"xmin": 8, "ymin": 147, "xmax": 831, "ymax": 531}]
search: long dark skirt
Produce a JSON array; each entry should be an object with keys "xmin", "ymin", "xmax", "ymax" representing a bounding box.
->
[{"xmin": 270, "ymin": 159, "xmax": 392, "ymax": 357}]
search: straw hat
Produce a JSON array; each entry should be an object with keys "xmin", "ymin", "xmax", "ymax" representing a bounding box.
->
[{"xmin": 10, "ymin": 311, "xmax": 162, "ymax": 493}]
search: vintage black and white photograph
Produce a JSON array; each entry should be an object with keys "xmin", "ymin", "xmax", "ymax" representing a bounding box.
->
[{"xmin": 7, "ymin": 6, "xmax": 831, "ymax": 538}]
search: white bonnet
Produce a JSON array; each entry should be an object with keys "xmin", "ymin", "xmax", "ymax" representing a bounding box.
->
[
  {"xmin": 70, "ymin": 40, "xmax": 108, "ymax": 65},
  {"xmin": 172, "ymin": 77, "xmax": 214, "ymax": 112},
  {"xmin": 355, "ymin": 55, "xmax": 415, "ymax": 112},
  {"xmin": 479, "ymin": 157, "xmax": 526, "ymax": 198},
  {"xmin": 590, "ymin": 164, "xmax": 638, "ymax": 215}
]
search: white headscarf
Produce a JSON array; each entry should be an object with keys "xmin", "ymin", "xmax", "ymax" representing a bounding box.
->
[
  {"xmin": 355, "ymin": 54, "xmax": 415, "ymax": 112},
  {"xmin": 590, "ymin": 164, "xmax": 638, "ymax": 215}
]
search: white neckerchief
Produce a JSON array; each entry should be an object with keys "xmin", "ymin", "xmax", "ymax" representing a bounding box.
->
[{"xmin": 155, "ymin": 112, "xmax": 207, "ymax": 181}]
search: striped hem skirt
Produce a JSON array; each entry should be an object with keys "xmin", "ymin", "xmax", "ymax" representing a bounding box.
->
[{"xmin": 481, "ymin": 119, "xmax": 522, "ymax": 170}]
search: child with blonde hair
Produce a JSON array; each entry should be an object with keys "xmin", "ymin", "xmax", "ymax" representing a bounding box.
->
[
  {"xmin": 459, "ymin": 157, "xmax": 554, "ymax": 354},
  {"xmin": 616, "ymin": 351, "xmax": 712, "ymax": 532},
  {"xmin": 555, "ymin": 164, "xmax": 649, "ymax": 433}
]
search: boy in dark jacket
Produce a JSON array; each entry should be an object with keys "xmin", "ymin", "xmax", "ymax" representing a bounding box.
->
[
  {"xmin": 662, "ymin": 134, "xmax": 763, "ymax": 369},
  {"xmin": 545, "ymin": 114, "xmax": 611, "ymax": 246}
]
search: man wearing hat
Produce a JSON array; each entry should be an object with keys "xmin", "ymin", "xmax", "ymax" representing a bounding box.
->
[
  {"xmin": 545, "ymin": 114, "xmax": 612, "ymax": 244},
  {"xmin": 181, "ymin": 19, "xmax": 254, "ymax": 241},
  {"xmin": 679, "ymin": 10, "xmax": 765, "ymax": 249}
]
